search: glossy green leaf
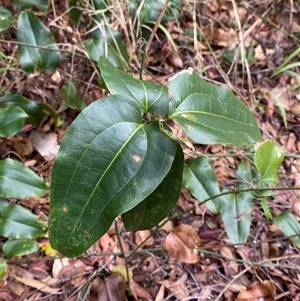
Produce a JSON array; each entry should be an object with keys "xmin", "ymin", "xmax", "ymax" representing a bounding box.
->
[
  {"xmin": 17, "ymin": 10, "xmax": 61, "ymax": 72},
  {"xmin": 122, "ymin": 143, "xmax": 184, "ymax": 230},
  {"xmin": 1, "ymin": 93, "xmax": 45, "ymax": 125},
  {"xmin": 49, "ymin": 95, "xmax": 176, "ymax": 257},
  {"xmin": 59, "ymin": 81, "xmax": 86, "ymax": 110},
  {"xmin": 14, "ymin": 0, "xmax": 48, "ymax": 11},
  {"xmin": 168, "ymin": 69, "xmax": 262, "ymax": 146},
  {"xmin": 261, "ymin": 198, "xmax": 272, "ymax": 220},
  {"xmin": 85, "ymin": 26, "xmax": 129, "ymax": 69},
  {"xmin": 0, "ymin": 7, "xmax": 15, "ymax": 32},
  {"xmin": 0, "ymin": 107, "xmax": 27, "ymax": 137},
  {"xmin": 254, "ymin": 140, "xmax": 284, "ymax": 184},
  {"xmin": 0, "ymin": 199, "xmax": 47, "ymax": 239},
  {"xmin": 274, "ymin": 211, "xmax": 300, "ymax": 248},
  {"xmin": 3, "ymin": 239, "xmax": 39, "ymax": 259},
  {"xmin": 182, "ymin": 157, "xmax": 221, "ymax": 213},
  {"xmin": 99, "ymin": 56, "xmax": 169, "ymax": 114},
  {"xmin": 0, "ymin": 158, "xmax": 48, "ymax": 198}
]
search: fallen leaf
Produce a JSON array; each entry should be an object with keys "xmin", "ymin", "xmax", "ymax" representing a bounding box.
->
[
  {"xmin": 29, "ymin": 130, "xmax": 59, "ymax": 161},
  {"xmin": 98, "ymin": 274, "xmax": 126, "ymax": 301},
  {"xmin": 235, "ymin": 280, "xmax": 275, "ymax": 301},
  {"xmin": 130, "ymin": 279, "xmax": 152, "ymax": 300},
  {"xmin": 165, "ymin": 224, "xmax": 201, "ymax": 263},
  {"xmin": 111, "ymin": 265, "xmax": 133, "ymax": 283},
  {"xmin": 155, "ymin": 285, "xmax": 165, "ymax": 301},
  {"xmin": 135, "ymin": 230, "xmax": 154, "ymax": 247},
  {"xmin": 160, "ymin": 273, "xmax": 189, "ymax": 300},
  {"xmin": 14, "ymin": 275, "xmax": 60, "ymax": 293}
]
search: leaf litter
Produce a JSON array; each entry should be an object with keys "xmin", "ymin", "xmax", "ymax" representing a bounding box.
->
[{"xmin": 1, "ymin": 0, "xmax": 300, "ymax": 300}]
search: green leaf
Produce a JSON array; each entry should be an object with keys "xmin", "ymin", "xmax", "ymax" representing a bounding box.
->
[
  {"xmin": 3, "ymin": 239, "xmax": 39, "ymax": 259},
  {"xmin": 219, "ymin": 188, "xmax": 252, "ymax": 245},
  {"xmin": 59, "ymin": 80, "xmax": 86, "ymax": 110},
  {"xmin": 261, "ymin": 198, "xmax": 272, "ymax": 220},
  {"xmin": 49, "ymin": 95, "xmax": 177, "ymax": 257},
  {"xmin": 99, "ymin": 56, "xmax": 169, "ymax": 114},
  {"xmin": 14, "ymin": 0, "xmax": 48, "ymax": 11},
  {"xmin": 0, "ymin": 158, "xmax": 48, "ymax": 198},
  {"xmin": 1, "ymin": 93, "xmax": 45, "ymax": 125},
  {"xmin": 168, "ymin": 69, "xmax": 262, "ymax": 147},
  {"xmin": 17, "ymin": 10, "xmax": 61, "ymax": 72},
  {"xmin": 274, "ymin": 211, "xmax": 300, "ymax": 248},
  {"xmin": 0, "ymin": 199, "xmax": 47, "ymax": 239},
  {"xmin": 254, "ymin": 140, "xmax": 284, "ymax": 184},
  {"xmin": 0, "ymin": 259, "xmax": 9, "ymax": 280},
  {"xmin": 0, "ymin": 107, "xmax": 27, "ymax": 137},
  {"xmin": 122, "ymin": 143, "xmax": 184, "ymax": 230},
  {"xmin": 182, "ymin": 157, "xmax": 221, "ymax": 213},
  {"xmin": 38, "ymin": 103, "xmax": 64, "ymax": 126},
  {"xmin": 0, "ymin": 7, "xmax": 15, "ymax": 32},
  {"xmin": 85, "ymin": 26, "xmax": 129, "ymax": 69}
]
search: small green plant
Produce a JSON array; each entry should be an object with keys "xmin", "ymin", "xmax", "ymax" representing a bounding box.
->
[{"xmin": 48, "ymin": 57, "xmax": 263, "ymax": 257}]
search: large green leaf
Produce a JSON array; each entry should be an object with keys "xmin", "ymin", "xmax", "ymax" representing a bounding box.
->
[
  {"xmin": 0, "ymin": 7, "xmax": 15, "ymax": 32},
  {"xmin": 0, "ymin": 158, "xmax": 47, "ymax": 198},
  {"xmin": 0, "ymin": 199, "xmax": 47, "ymax": 239},
  {"xmin": 254, "ymin": 140, "xmax": 284, "ymax": 184},
  {"xmin": 17, "ymin": 10, "xmax": 61, "ymax": 72},
  {"xmin": 168, "ymin": 70, "xmax": 262, "ymax": 147},
  {"xmin": 49, "ymin": 95, "xmax": 177, "ymax": 257},
  {"xmin": 182, "ymin": 157, "xmax": 221, "ymax": 213},
  {"xmin": 274, "ymin": 211, "xmax": 300, "ymax": 248},
  {"xmin": 14, "ymin": 0, "xmax": 48, "ymax": 11},
  {"xmin": 3, "ymin": 239, "xmax": 39, "ymax": 259},
  {"xmin": 0, "ymin": 107, "xmax": 27, "ymax": 137},
  {"xmin": 122, "ymin": 143, "xmax": 184, "ymax": 230},
  {"xmin": 1, "ymin": 94, "xmax": 45, "ymax": 125},
  {"xmin": 99, "ymin": 57, "xmax": 169, "ymax": 114}
]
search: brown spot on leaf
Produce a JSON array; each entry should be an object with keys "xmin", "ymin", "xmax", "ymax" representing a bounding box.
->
[{"xmin": 133, "ymin": 155, "xmax": 141, "ymax": 162}]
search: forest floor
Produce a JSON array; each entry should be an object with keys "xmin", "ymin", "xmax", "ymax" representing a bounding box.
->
[{"xmin": 1, "ymin": 0, "xmax": 300, "ymax": 300}]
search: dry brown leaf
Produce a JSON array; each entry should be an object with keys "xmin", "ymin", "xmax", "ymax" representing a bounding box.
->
[
  {"xmin": 165, "ymin": 224, "xmax": 201, "ymax": 263},
  {"xmin": 13, "ymin": 276, "xmax": 60, "ymax": 293},
  {"xmin": 235, "ymin": 280, "xmax": 275, "ymax": 301},
  {"xmin": 52, "ymin": 257, "xmax": 69, "ymax": 279},
  {"xmin": 220, "ymin": 246, "xmax": 238, "ymax": 273},
  {"xmin": 155, "ymin": 285, "xmax": 165, "ymax": 301},
  {"xmin": 130, "ymin": 279, "xmax": 152, "ymax": 300},
  {"xmin": 98, "ymin": 274, "xmax": 126, "ymax": 301},
  {"xmin": 135, "ymin": 230, "xmax": 154, "ymax": 247},
  {"xmin": 160, "ymin": 273, "xmax": 189, "ymax": 300}
]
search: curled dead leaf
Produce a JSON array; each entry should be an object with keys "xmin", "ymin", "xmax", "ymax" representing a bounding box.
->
[
  {"xmin": 235, "ymin": 280, "xmax": 275, "ymax": 301},
  {"xmin": 165, "ymin": 224, "xmax": 201, "ymax": 264}
]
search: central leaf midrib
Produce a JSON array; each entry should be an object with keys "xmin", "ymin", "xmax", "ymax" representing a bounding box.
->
[{"xmin": 65, "ymin": 123, "xmax": 144, "ymax": 247}]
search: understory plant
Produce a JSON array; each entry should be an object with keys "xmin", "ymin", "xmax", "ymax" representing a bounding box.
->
[{"xmin": 48, "ymin": 57, "xmax": 263, "ymax": 257}]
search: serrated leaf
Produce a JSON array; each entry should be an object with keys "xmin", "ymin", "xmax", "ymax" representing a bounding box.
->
[
  {"xmin": 17, "ymin": 10, "xmax": 61, "ymax": 72},
  {"xmin": 1, "ymin": 93, "xmax": 45, "ymax": 125},
  {"xmin": 59, "ymin": 80, "xmax": 86, "ymax": 110},
  {"xmin": 122, "ymin": 143, "xmax": 184, "ymax": 230},
  {"xmin": 0, "ymin": 7, "xmax": 15, "ymax": 32},
  {"xmin": 182, "ymin": 157, "xmax": 221, "ymax": 213},
  {"xmin": 0, "ymin": 158, "xmax": 48, "ymax": 198},
  {"xmin": 0, "ymin": 107, "xmax": 28, "ymax": 137},
  {"xmin": 49, "ymin": 95, "xmax": 176, "ymax": 257},
  {"xmin": 168, "ymin": 69, "xmax": 262, "ymax": 146},
  {"xmin": 0, "ymin": 199, "xmax": 47, "ymax": 239},
  {"xmin": 3, "ymin": 239, "xmax": 39, "ymax": 259},
  {"xmin": 99, "ymin": 56, "xmax": 169, "ymax": 114},
  {"xmin": 14, "ymin": 0, "xmax": 48, "ymax": 11},
  {"xmin": 274, "ymin": 211, "xmax": 300, "ymax": 248},
  {"xmin": 254, "ymin": 140, "xmax": 284, "ymax": 184}
]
